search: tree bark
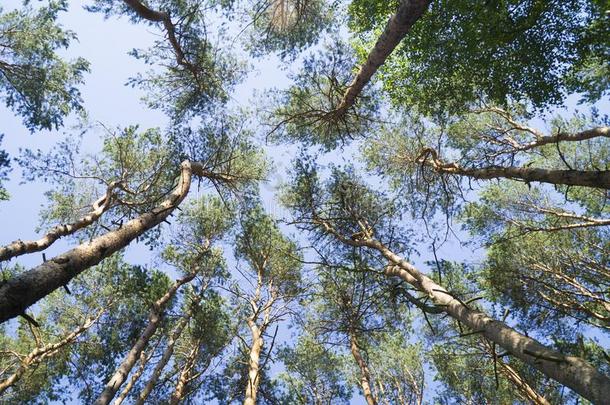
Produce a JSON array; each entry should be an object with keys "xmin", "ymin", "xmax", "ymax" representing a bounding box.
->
[
  {"xmin": 418, "ymin": 147, "xmax": 610, "ymax": 189},
  {"xmin": 112, "ymin": 349, "xmax": 149, "ymax": 405},
  {"xmin": 244, "ymin": 321, "xmax": 264, "ymax": 405},
  {"xmin": 135, "ymin": 299, "xmax": 199, "ymax": 405},
  {"xmin": 169, "ymin": 342, "xmax": 201, "ymax": 405},
  {"xmin": 314, "ymin": 220, "xmax": 610, "ymax": 404},
  {"xmin": 93, "ymin": 272, "xmax": 196, "ymax": 405},
  {"xmin": 0, "ymin": 309, "xmax": 103, "ymax": 394},
  {"xmin": 334, "ymin": 0, "xmax": 431, "ymax": 116},
  {"xmin": 380, "ymin": 254, "xmax": 610, "ymax": 405},
  {"xmin": 349, "ymin": 331, "xmax": 378, "ymax": 405},
  {"xmin": 499, "ymin": 361, "xmax": 551, "ymax": 405},
  {"xmin": 0, "ymin": 181, "xmax": 117, "ymax": 262},
  {"xmin": 0, "ymin": 161, "xmax": 225, "ymax": 324}
]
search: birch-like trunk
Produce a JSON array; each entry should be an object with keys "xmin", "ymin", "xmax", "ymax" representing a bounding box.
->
[
  {"xmin": 93, "ymin": 272, "xmax": 196, "ymax": 405},
  {"xmin": 0, "ymin": 161, "xmax": 225, "ymax": 324},
  {"xmin": 348, "ymin": 331, "xmax": 377, "ymax": 405}
]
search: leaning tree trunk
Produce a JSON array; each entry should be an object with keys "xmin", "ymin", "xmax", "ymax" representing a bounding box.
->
[
  {"xmin": 93, "ymin": 272, "xmax": 196, "ymax": 405},
  {"xmin": 348, "ymin": 331, "xmax": 378, "ymax": 405},
  {"xmin": 500, "ymin": 360, "xmax": 551, "ymax": 405},
  {"xmin": 317, "ymin": 223, "xmax": 610, "ymax": 404},
  {"xmin": 376, "ymin": 245, "xmax": 610, "ymax": 404},
  {"xmin": 0, "ymin": 161, "xmax": 225, "ymax": 324},
  {"xmin": 244, "ymin": 320, "xmax": 265, "ymax": 405},
  {"xmin": 113, "ymin": 349, "xmax": 150, "ymax": 405},
  {"xmin": 418, "ymin": 148, "xmax": 610, "ymax": 189},
  {"xmin": 334, "ymin": 0, "xmax": 431, "ymax": 116}
]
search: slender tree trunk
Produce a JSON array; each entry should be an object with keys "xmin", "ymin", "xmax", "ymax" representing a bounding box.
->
[
  {"xmin": 0, "ymin": 309, "xmax": 103, "ymax": 394},
  {"xmin": 169, "ymin": 342, "xmax": 201, "ymax": 405},
  {"xmin": 348, "ymin": 331, "xmax": 378, "ymax": 405},
  {"xmin": 94, "ymin": 272, "xmax": 196, "ymax": 405},
  {"xmin": 334, "ymin": 0, "xmax": 431, "ymax": 116},
  {"xmin": 244, "ymin": 321, "xmax": 264, "ymax": 405},
  {"xmin": 135, "ymin": 301, "xmax": 198, "ymax": 405},
  {"xmin": 0, "ymin": 161, "xmax": 227, "ymax": 324},
  {"xmin": 112, "ymin": 349, "xmax": 149, "ymax": 405},
  {"xmin": 0, "ymin": 181, "xmax": 117, "ymax": 262},
  {"xmin": 315, "ymin": 221, "xmax": 610, "ymax": 403},
  {"xmin": 499, "ymin": 361, "xmax": 551, "ymax": 405}
]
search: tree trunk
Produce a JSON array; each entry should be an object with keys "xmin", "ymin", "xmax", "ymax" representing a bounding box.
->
[
  {"xmin": 334, "ymin": 0, "xmax": 431, "ymax": 115},
  {"xmin": 93, "ymin": 272, "xmax": 196, "ymax": 405},
  {"xmin": 0, "ymin": 309, "xmax": 103, "ymax": 394},
  {"xmin": 348, "ymin": 331, "xmax": 378, "ymax": 405},
  {"xmin": 375, "ymin": 244, "xmax": 610, "ymax": 404},
  {"xmin": 135, "ymin": 301, "xmax": 197, "ymax": 405},
  {"xmin": 0, "ymin": 161, "xmax": 223, "ymax": 324},
  {"xmin": 112, "ymin": 349, "xmax": 149, "ymax": 405},
  {"xmin": 244, "ymin": 321, "xmax": 264, "ymax": 405},
  {"xmin": 450, "ymin": 165, "xmax": 610, "ymax": 189},
  {"xmin": 169, "ymin": 342, "xmax": 200, "ymax": 405}
]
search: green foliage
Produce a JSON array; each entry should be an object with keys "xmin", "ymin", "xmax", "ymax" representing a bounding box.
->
[
  {"xmin": 247, "ymin": 0, "xmax": 335, "ymax": 59},
  {"xmin": 236, "ymin": 202, "xmax": 303, "ymax": 296},
  {"xmin": 87, "ymin": 0, "xmax": 243, "ymax": 121},
  {"xmin": 269, "ymin": 41, "xmax": 379, "ymax": 150},
  {"xmin": 461, "ymin": 181, "xmax": 610, "ymax": 333},
  {"xmin": 350, "ymin": 0, "xmax": 610, "ymax": 114},
  {"xmin": 0, "ymin": 1, "xmax": 89, "ymax": 131},
  {"xmin": 277, "ymin": 333, "xmax": 352, "ymax": 404},
  {"xmin": 0, "ymin": 135, "xmax": 9, "ymax": 201}
]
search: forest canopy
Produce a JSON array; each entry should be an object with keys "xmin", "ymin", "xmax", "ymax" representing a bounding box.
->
[{"xmin": 0, "ymin": 0, "xmax": 609, "ymax": 404}]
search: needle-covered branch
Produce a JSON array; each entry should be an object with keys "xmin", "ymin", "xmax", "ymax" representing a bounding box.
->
[{"xmin": 0, "ymin": 307, "xmax": 104, "ymax": 395}]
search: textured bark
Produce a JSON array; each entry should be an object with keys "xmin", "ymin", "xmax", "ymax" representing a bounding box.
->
[
  {"xmin": 419, "ymin": 147, "xmax": 610, "ymax": 189},
  {"xmin": 0, "ymin": 309, "xmax": 103, "ymax": 394},
  {"xmin": 380, "ymin": 254, "xmax": 610, "ymax": 405},
  {"xmin": 499, "ymin": 361, "xmax": 551, "ymax": 405},
  {"xmin": 135, "ymin": 300, "xmax": 198, "ymax": 405},
  {"xmin": 349, "ymin": 331, "xmax": 378, "ymax": 405},
  {"xmin": 0, "ymin": 161, "xmax": 223, "ymax": 324},
  {"xmin": 93, "ymin": 272, "xmax": 196, "ymax": 405},
  {"xmin": 113, "ymin": 350, "xmax": 149, "ymax": 405},
  {"xmin": 244, "ymin": 321, "xmax": 264, "ymax": 405},
  {"xmin": 0, "ymin": 182, "xmax": 117, "ymax": 262},
  {"xmin": 314, "ymin": 220, "xmax": 610, "ymax": 403},
  {"xmin": 169, "ymin": 343, "xmax": 201, "ymax": 405},
  {"xmin": 334, "ymin": 0, "xmax": 431, "ymax": 115}
]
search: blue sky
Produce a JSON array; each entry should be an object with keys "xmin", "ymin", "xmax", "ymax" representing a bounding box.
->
[{"xmin": 1, "ymin": 1, "xmax": 608, "ymax": 404}]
